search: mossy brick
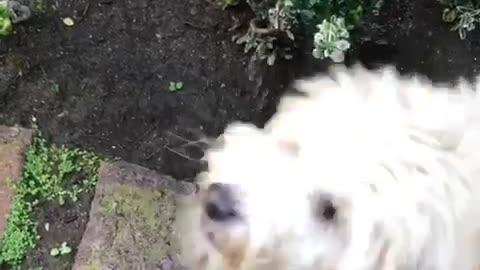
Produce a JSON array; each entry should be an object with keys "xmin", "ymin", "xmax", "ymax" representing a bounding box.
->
[
  {"xmin": 0, "ymin": 125, "xmax": 34, "ymax": 237},
  {"xmin": 73, "ymin": 161, "xmax": 194, "ymax": 270}
]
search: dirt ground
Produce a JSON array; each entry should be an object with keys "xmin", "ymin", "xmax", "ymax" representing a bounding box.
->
[
  {"xmin": 1, "ymin": 0, "xmax": 480, "ymax": 269},
  {"xmin": 354, "ymin": 0, "xmax": 480, "ymax": 83},
  {"xmin": 19, "ymin": 191, "xmax": 94, "ymax": 269},
  {"xmin": 3, "ymin": 0, "xmax": 479, "ymax": 181}
]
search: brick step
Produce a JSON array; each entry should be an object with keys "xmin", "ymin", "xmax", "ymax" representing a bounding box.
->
[{"xmin": 0, "ymin": 125, "xmax": 34, "ymax": 237}]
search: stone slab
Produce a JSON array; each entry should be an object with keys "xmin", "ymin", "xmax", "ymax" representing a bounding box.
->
[{"xmin": 72, "ymin": 161, "xmax": 194, "ymax": 270}]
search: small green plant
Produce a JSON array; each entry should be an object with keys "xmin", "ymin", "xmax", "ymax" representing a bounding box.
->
[
  {"xmin": 21, "ymin": 137, "xmax": 100, "ymax": 206},
  {"xmin": 169, "ymin": 81, "xmax": 183, "ymax": 92},
  {"xmin": 229, "ymin": 0, "xmax": 383, "ymax": 64},
  {"xmin": 0, "ymin": 1, "xmax": 12, "ymax": 36},
  {"xmin": 235, "ymin": 31, "xmax": 294, "ymax": 66},
  {"xmin": 32, "ymin": 0, "xmax": 47, "ymax": 14},
  {"xmin": 0, "ymin": 189, "xmax": 37, "ymax": 267},
  {"xmin": 234, "ymin": 0, "xmax": 295, "ymax": 66},
  {"xmin": 290, "ymin": 0, "xmax": 383, "ymax": 62},
  {"xmin": 49, "ymin": 242, "xmax": 72, "ymax": 257},
  {"xmin": 289, "ymin": 0, "xmax": 383, "ymax": 29},
  {"xmin": 0, "ymin": 135, "xmax": 102, "ymax": 268},
  {"xmin": 0, "ymin": 0, "xmax": 32, "ymax": 37},
  {"xmin": 312, "ymin": 15, "xmax": 351, "ymax": 62},
  {"xmin": 50, "ymin": 83, "xmax": 60, "ymax": 93},
  {"xmin": 440, "ymin": 0, "xmax": 480, "ymax": 39}
]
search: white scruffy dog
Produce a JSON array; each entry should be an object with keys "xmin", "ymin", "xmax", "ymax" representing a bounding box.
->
[{"xmin": 174, "ymin": 65, "xmax": 480, "ymax": 270}]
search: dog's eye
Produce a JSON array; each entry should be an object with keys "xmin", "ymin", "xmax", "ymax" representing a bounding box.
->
[
  {"xmin": 311, "ymin": 191, "xmax": 341, "ymax": 223},
  {"xmin": 316, "ymin": 198, "xmax": 337, "ymax": 222},
  {"xmin": 321, "ymin": 200, "xmax": 337, "ymax": 221}
]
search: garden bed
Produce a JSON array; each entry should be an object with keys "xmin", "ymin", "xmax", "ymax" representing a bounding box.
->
[
  {"xmin": 18, "ymin": 189, "xmax": 95, "ymax": 269},
  {"xmin": 1, "ymin": 0, "xmax": 480, "ymax": 269},
  {"xmin": 0, "ymin": 135, "xmax": 102, "ymax": 270}
]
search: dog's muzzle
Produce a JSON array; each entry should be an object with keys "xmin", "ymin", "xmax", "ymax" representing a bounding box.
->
[{"xmin": 204, "ymin": 183, "xmax": 240, "ymax": 222}]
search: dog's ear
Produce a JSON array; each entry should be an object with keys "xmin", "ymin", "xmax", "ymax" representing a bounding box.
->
[
  {"xmin": 395, "ymin": 76, "xmax": 470, "ymax": 150},
  {"xmin": 276, "ymin": 139, "xmax": 300, "ymax": 158}
]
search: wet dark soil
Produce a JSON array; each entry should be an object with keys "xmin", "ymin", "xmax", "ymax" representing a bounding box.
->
[
  {"xmin": 1, "ymin": 0, "xmax": 480, "ymax": 269},
  {"xmin": 19, "ymin": 191, "xmax": 94, "ymax": 270},
  {"xmin": 0, "ymin": 0, "xmax": 300, "ymax": 183},
  {"xmin": 352, "ymin": 0, "xmax": 480, "ymax": 82}
]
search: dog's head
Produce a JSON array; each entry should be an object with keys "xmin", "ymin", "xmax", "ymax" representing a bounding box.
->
[
  {"xmin": 175, "ymin": 121, "xmax": 373, "ymax": 270},
  {"xmin": 175, "ymin": 65, "xmax": 478, "ymax": 270}
]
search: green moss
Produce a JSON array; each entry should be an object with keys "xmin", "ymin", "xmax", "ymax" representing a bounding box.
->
[
  {"xmin": 99, "ymin": 184, "xmax": 175, "ymax": 230},
  {"xmin": 77, "ymin": 259, "xmax": 101, "ymax": 270},
  {"xmin": 83, "ymin": 183, "xmax": 178, "ymax": 268}
]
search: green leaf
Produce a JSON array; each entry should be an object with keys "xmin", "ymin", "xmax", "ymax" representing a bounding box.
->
[
  {"xmin": 0, "ymin": 11, "xmax": 12, "ymax": 36},
  {"xmin": 235, "ymin": 33, "xmax": 251, "ymax": 45},
  {"xmin": 50, "ymin": 248, "xmax": 60, "ymax": 257},
  {"xmin": 60, "ymin": 242, "xmax": 72, "ymax": 254},
  {"xmin": 168, "ymin": 82, "xmax": 176, "ymax": 91},
  {"xmin": 443, "ymin": 8, "xmax": 457, "ymax": 22},
  {"xmin": 286, "ymin": 29, "xmax": 295, "ymax": 40},
  {"xmin": 58, "ymin": 196, "xmax": 65, "ymax": 206},
  {"xmin": 267, "ymin": 53, "xmax": 276, "ymax": 66},
  {"xmin": 175, "ymin": 82, "xmax": 183, "ymax": 89},
  {"xmin": 330, "ymin": 48, "xmax": 345, "ymax": 63},
  {"xmin": 335, "ymin": 39, "xmax": 350, "ymax": 50},
  {"xmin": 62, "ymin": 17, "xmax": 75, "ymax": 27}
]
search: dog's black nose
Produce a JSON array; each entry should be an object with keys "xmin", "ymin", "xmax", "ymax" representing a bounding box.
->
[{"xmin": 205, "ymin": 183, "xmax": 239, "ymax": 222}]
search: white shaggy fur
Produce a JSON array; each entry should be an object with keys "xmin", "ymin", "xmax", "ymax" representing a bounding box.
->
[{"xmin": 174, "ymin": 64, "xmax": 480, "ymax": 270}]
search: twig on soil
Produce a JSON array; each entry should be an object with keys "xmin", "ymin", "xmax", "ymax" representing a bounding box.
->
[
  {"xmin": 132, "ymin": 120, "xmax": 160, "ymax": 146},
  {"xmin": 78, "ymin": 2, "xmax": 90, "ymax": 22},
  {"xmin": 228, "ymin": 15, "xmax": 243, "ymax": 32},
  {"xmin": 165, "ymin": 131, "xmax": 191, "ymax": 142},
  {"xmin": 166, "ymin": 131, "xmax": 206, "ymax": 145},
  {"xmin": 39, "ymin": 65, "xmax": 48, "ymax": 81},
  {"xmin": 165, "ymin": 131, "xmax": 211, "ymax": 150},
  {"xmin": 145, "ymin": 149, "xmax": 161, "ymax": 160},
  {"xmin": 164, "ymin": 145, "xmax": 196, "ymax": 161},
  {"xmin": 63, "ymin": 214, "xmax": 78, "ymax": 224},
  {"xmin": 183, "ymin": 20, "xmax": 211, "ymax": 30},
  {"xmin": 82, "ymin": 135, "xmax": 126, "ymax": 152}
]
